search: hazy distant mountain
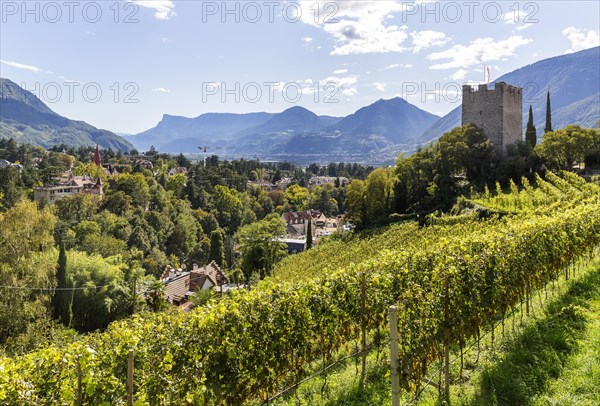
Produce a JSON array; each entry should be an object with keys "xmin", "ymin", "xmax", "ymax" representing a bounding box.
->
[
  {"xmin": 129, "ymin": 107, "xmax": 346, "ymax": 154},
  {"xmin": 239, "ymin": 106, "xmax": 341, "ymax": 136},
  {"xmin": 420, "ymin": 46, "xmax": 600, "ymax": 144},
  {"xmin": 128, "ymin": 112, "xmax": 276, "ymax": 152},
  {"xmin": 328, "ymin": 97, "xmax": 439, "ymax": 145},
  {"xmin": 0, "ymin": 78, "xmax": 133, "ymax": 151},
  {"xmin": 131, "ymin": 98, "xmax": 438, "ymax": 159}
]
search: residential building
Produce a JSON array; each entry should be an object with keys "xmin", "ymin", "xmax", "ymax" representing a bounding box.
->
[
  {"xmin": 33, "ymin": 171, "xmax": 103, "ymax": 204},
  {"xmin": 308, "ymin": 176, "xmax": 349, "ymax": 188},
  {"xmin": 281, "ymin": 210, "xmax": 317, "ymax": 238},
  {"xmin": 134, "ymin": 159, "xmax": 154, "ymax": 170},
  {"xmin": 283, "ymin": 238, "xmax": 307, "ymax": 254},
  {"xmin": 0, "ymin": 159, "xmax": 22, "ymax": 171},
  {"xmin": 168, "ymin": 167, "xmax": 189, "ymax": 177},
  {"xmin": 248, "ymin": 180, "xmax": 276, "ymax": 191},
  {"xmin": 161, "ymin": 261, "xmax": 229, "ymax": 306}
]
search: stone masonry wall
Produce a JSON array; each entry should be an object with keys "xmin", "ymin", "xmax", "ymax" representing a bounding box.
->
[{"xmin": 462, "ymin": 82, "xmax": 522, "ymax": 152}]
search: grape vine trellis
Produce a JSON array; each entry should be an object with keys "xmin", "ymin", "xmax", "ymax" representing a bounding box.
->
[{"xmin": 0, "ymin": 174, "xmax": 599, "ymax": 405}]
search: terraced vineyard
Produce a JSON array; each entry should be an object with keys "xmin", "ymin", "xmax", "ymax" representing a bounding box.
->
[{"xmin": 1, "ymin": 172, "xmax": 599, "ymax": 405}]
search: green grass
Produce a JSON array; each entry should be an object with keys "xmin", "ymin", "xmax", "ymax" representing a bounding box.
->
[
  {"xmin": 271, "ymin": 256, "xmax": 600, "ymax": 406},
  {"xmin": 465, "ymin": 269, "xmax": 599, "ymax": 405}
]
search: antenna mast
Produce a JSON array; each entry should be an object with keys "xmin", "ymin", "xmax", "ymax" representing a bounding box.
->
[{"xmin": 198, "ymin": 146, "xmax": 207, "ymax": 168}]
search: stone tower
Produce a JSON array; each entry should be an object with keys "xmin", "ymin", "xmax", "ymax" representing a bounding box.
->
[{"xmin": 461, "ymin": 82, "xmax": 523, "ymax": 153}]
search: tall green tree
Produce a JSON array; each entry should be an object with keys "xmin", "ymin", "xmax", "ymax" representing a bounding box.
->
[
  {"xmin": 364, "ymin": 168, "xmax": 395, "ymax": 224},
  {"xmin": 283, "ymin": 184, "xmax": 309, "ymax": 211},
  {"xmin": 345, "ymin": 179, "xmax": 367, "ymax": 228},
  {"xmin": 52, "ymin": 244, "xmax": 73, "ymax": 327},
  {"xmin": 235, "ymin": 214, "xmax": 287, "ymax": 279},
  {"xmin": 0, "ymin": 201, "xmax": 57, "ymax": 345},
  {"xmin": 209, "ymin": 229, "xmax": 226, "ymax": 267},
  {"xmin": 306, "ymin": 219, "xmax": 313, "ymax": 250},
  {"xmin": 544, "ymin": 90, "xmax": 552, "ymax": 133},
  {"xmin": 536, "ymin": 125, "xmax": 600, "ymax": 170},
  {"xmin": 525, "ymin": 105, "xmax": 537, "ymax": 148}
]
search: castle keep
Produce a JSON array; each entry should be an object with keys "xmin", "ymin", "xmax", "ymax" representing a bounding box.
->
[{"xmin": 462, "ymin": 82, "xmax": 523, "ymax": 152}]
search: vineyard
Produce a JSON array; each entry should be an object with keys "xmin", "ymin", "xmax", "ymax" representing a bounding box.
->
[{"xmin": 1, "ymin": 172, "xmax": 599, "ymax": 405}]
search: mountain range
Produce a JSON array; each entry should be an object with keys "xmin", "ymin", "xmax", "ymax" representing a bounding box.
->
[
  {"xmin": 0, "ymin": 78, "xmax": 133, "ymax": 152},
  {"xmin": 1, "ymin": 47, "xmax": 597, "ymax": 162},
  {"xmin": 128, "ymin": 47, "xmax": 599, "ymax": 163},
  {"xmin": 128, "ymin": 96, "xmax": 440, "ymax": 162}
]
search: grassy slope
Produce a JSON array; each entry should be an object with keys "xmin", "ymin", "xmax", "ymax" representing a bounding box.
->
[{"xmin": 271, "ymin": 255, "xmax": 600, "ymax": 406}]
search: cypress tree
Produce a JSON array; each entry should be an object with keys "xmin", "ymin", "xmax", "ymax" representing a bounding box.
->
[
  {"xmin": 544, "ymin": 90, "xmax": 552, "ymax": 133},
  {"xmin": 52, "ymin": 243, "xmax": 73, "ymax": 327},
  {"xmin": 525, "ymin": 105, "xmax": 537, "ymax": 147},
  {"xmin": 209, "ymin": 229, "xmax": 225, "ymax": 267},
  {"xmin": 306, "ymin": 219, "xmax": 313, "ymax": 250}
]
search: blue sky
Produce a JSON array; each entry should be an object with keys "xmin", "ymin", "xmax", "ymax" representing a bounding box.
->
[{"xmin": 1, "ymin": 0, "xmax": 599, "ymax": 134}]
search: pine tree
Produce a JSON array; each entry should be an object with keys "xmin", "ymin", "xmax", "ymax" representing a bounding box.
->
[
  {"xmin": 544, "ymin": 90, "xmax": 552, "ymax": 133},
  {"xmin": 306, "ymin": 219, "xmax": 313, "ymax": 250},
  {"xmin": 52, "ymin": 243, "xmax": 73, "ymax": 327},
  {"xmin": 525, "ymin": 105, "xmax": 537, "ymax": 147}
]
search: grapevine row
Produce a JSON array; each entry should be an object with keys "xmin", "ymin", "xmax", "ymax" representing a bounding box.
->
[{"xmin": 1, "ymin": 182, "xmax": 599, "ymax": 404}]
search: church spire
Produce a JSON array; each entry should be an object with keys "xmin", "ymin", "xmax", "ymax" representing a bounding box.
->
[{"xmin": 93, "ymin": 144, "xmax": 102, "ymax": 166}]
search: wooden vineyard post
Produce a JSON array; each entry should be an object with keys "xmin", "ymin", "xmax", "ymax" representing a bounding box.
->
[
  {"xmin": 76, "ymin": 356, "xmax": 83, "ymax": 406},
  {"xmin": 443, "ymin": 274, "xmax": 450, "ymax": 401},
  {"xmin": 389, "ymin": 305, "xmax": 400, "ymax": 406},
  {"xmin": 526, "ymin": 281, "xmax": 530, "ymax": 316},
  {"xmin": 127, "ymin": 349, "xmax": 135, "ymax": 406},
  {"xmin": 360, "ymin": 272, "xmax": 367, "ymax": 383}
]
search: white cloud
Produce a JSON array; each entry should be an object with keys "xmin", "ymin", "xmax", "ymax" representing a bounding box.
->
[
  {"xmin": 504, "ymin": 11, "xmax": 528, "ymax": 25},
  {"xmin": 410, "ymin": 30, "xmax": 449, "ymax": 53},
  {"xmin": 333, "ymin": 69, "xmax": 348, "ymax": 74},
  {"xmin": 297, "ymin": 1, "xmax": 410, "ymax": 55},
  {"xmin": 380, "ymin": 63, "xmax": 412, "ymax": 71},
  {"xmin": 374, "ymin": 82, "xmax": 386, "ymax": 91},
  {"xmin": 302, "ymin": 37, "xmax": 313, "ymax": 43},
  {"xmin": 321, "ymin": 75, "xmax": 359, "ymax": 96},
  {"xmin": 152, "ymin": 87, "xmax": 171, "ymax": 93},
  {"xmin": 451, "ymin": 69, "xmax": 468, "ymax": 80},
  {"xmin": 131, "ymin": 1, "xmax": 176, "ymax": 20},
  {"xmin": 161, "ymin": 37, "xmax": 171, "ymax": 44},
  {"xmin": 562, "ymin": 27, "xmax": 600, "ymax": 53},
  {"xmin": 504, "ymin": 11, "xmax": 534, "ymax": 32},
  {"xmin": 0, "ymin": 59, "xmax": 44, "ymax": 73},
  {"xmin": 427, "ymin": 36, "xmax": 532, "ymax": 70},
  {"xmin": 515, "ymin": 24, "xmax": 533, "ymax": 32},
  {"xmin": 270, "ymin": 74, "xmax": 359, "ymax": 99}
]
